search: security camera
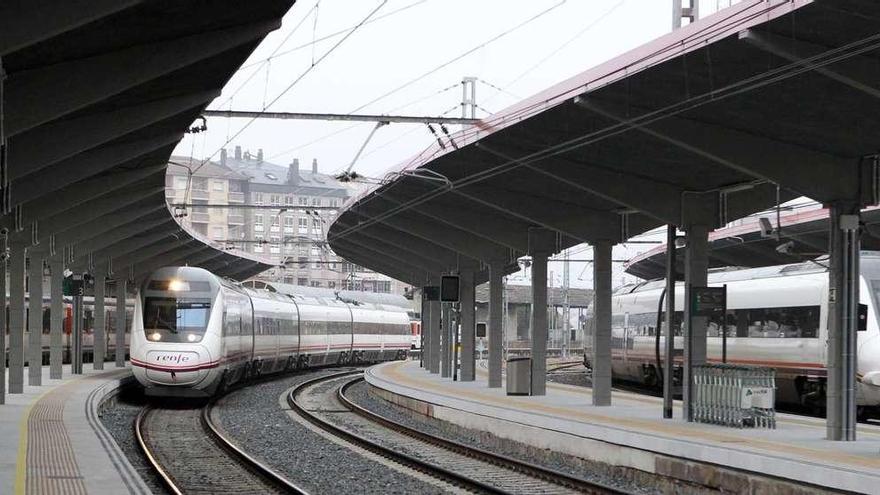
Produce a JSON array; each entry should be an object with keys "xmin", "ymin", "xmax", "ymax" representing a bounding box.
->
[
  {"xmin": 775, "ymin": 241, "xmax": 795, "ymax": 254},
  {"xmin": 674, "ymin": 236, "xmax": 688, "ymax": 249}
]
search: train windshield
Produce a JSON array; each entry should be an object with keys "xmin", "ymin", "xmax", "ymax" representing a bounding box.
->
[{"xmin": 143, "ymin": 297, "xmax": 211, "ymax": 343}]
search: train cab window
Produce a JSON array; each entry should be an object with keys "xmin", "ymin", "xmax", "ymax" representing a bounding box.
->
[{"xmin": 143, "ymin": 297, "xmax": 211, "ymax": 343}]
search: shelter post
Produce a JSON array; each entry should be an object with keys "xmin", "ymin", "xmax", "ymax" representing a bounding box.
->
[
  {"xmin": 8, "ymin": 242, "xmax": 25, "ymax": 393},
  {"xmin": 459, "ymin": 267, "xmax": 476, "ymax": 382},
  {"xmin": 93, "ymin": 264, "xmax": 106, "ymax": 370},
  {"xmin": 115, "ymin": 278, "xmax": 127, "ymax": 367},
  {"xmin": 663, "ymin": 225, "xmax": 677, "ymax": 418},
  {"xmin": 529, "ymin": 228, "xmax": 555, "ymax": 396},
  {"xmin": 681, "ymin": 192, "xmax": 714, "ymax": 422},
  {"xmin": 0, "ymin": 234, "xmax": 5, "ymax": 403},
  {"xmin": 488, "ymin": 260, "xmax": 504, "ymax": 388},
  {"xmin": 441, "ymin": 302, "xmax": 452, "ymax": 378},
  {"xmin": 827, "ymin": 202, "xmax": 861, "ymax": 441},
  {"xmin": 27, "ymin": 251, "xmax": 43, "ymax": 386},
  {"xmin": 428, "ymin": 279, "xmax": 441, "ymax": 374},
  {"xmin": 49, "ymin": 255, "xmax": 63, "ymax": 378},
  {"xmin": 592, "ymin": 240, "xmax": 613, "ymax": 406}
]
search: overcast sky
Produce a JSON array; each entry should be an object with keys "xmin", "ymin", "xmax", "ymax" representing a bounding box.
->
[{"xmin": 174, "ymin": 0, "xmax": 743, "ymax": 288}]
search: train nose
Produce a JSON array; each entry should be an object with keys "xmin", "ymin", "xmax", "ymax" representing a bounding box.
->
[{"xmin": 142, "ymin": 346, "xmax": 214, "ymax": 386}]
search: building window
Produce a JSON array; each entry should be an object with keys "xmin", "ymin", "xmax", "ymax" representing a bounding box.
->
[
  {"xmin": 229, "ymin": 181, "xmax": 243, "ymax": 192},
  {"xmin": 310, "ymin": 247, "xmax": 319, "ymax": 256},
  {"xmin": 311, "ymin": 197, "xmax": 321, "ymax": 206},
  {"xmin": 192, "ymin": 177, "xmax": 208, "ymax": 191},
  {"xmin": 253, "ymin": 192, "xmax": 263, "ymax": 204},
  {"xmin": 328, "ymin": 281, "xmax": 336, "ymax": 289},
  {"xmin": 313, "ymin": 260, "xmax": 321, "ymax": 269},
  {"xmin": 174, "ymin": 176, "xmax": 188, "ymax": 190},
  {"xmin": 298, "ymin": 218, "xmax": 308, "ymax": 234},
  {"xmin": 254, "ymin": 234, "xmax": 264, "ymax": 253},
  {"xmin": 270, "ymin": 194, "xmax": 281, "ymax": 205},
  {"xmin": 330, "ymin": 262, "xmax": 337, "ymax": 270},
  {"xmin": 270, "ymin": 235, "xmax": 280, "ymax": 254},
  {"xmin": 298, "ymin": 245, "xmax": 308, "ymax": 256},
  {"xmin": 285, "ymin": 195, "xmax": 294, "ymax": 205},
  {"xmin": 212, "ymin": 180, "xmax": 225, "ymax": 191},
  {"xmin": 298, "ymin": 278, "xmax": 308, "ymax": 286},
  {"xmin": 376, "ymin": 280, "xmax": 391, "ymax": 293},
  {"xmin": 192, "ymin": 200, "xmax": 208, "ymax": 213},
  {"xmin": 284, "ymin": 217, "xmax": 294, "ymax": 232},
  {"xmin": 298, "ymin": 197, "xmax": 309, "ymax": 206},
  {"xmin": 311, "ymin": 219, "xmax": 321, "ymax": 234},
  {"xmin": 298, "ymin": 257, "xmax": 308, "ymax": 268},
  {"xmin": 310, "ymin": 281, "xmax": 321, "ymax": 288}
]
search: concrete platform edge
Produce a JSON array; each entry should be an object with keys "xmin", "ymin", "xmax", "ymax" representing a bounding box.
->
[{"xmin": 366, "ymin": 362, "xmax": 865, "ymax": 494}]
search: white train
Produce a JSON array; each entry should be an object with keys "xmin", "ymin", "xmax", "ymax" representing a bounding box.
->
[
  {"xmin": 585, "ymin": 253, "xmax": 880, "ymax": 414},
  {"xmin": 131, "ymin": 267, "xmax": 411, "ymax": 398}
]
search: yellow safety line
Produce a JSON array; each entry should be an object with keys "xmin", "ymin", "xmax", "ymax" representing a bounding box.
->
[{"xmin": 13, "ymin": 375, "xmax": 86, "ymax": 495}]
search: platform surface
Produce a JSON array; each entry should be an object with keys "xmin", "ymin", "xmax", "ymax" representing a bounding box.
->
[
  {"xmin": 368, "ymin": 359, "xmax": 880, "ymax": 494},
  {"xmin": 0, "ymin": 364, "xmax": 147, "ymax": 495}
]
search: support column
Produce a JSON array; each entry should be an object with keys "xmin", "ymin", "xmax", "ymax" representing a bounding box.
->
[
  {"xmin": 488, "ymin": 261, "xmax": 504, "ymax": 388},
  {"xmin": 529, "ymin": 228, "xmax": 555, "ymax": 396},
  {"xmin": 28, "ymin": 251, "xmax": 43, "ymax": 386},
  {"xmin": 115, "ymin": 278, "xmax": 127, "ymax": 367},
  {"xmin": 0, "ymin": 235, "xmax": 6, "ymax": 404},
  {"xmin": 93, "ymin": 265, "xmax": 106, "ymax": 370},
  {"xmin": 8, "ymin": 243, "xmax": 24, "ymax": 393},
  {"xmin": 441, "ymin": 303, "xmax": 452, "ymax": 378},
  {"xmin": 459, "ymin": 268, "xmax": 476, "ymax": 382},
  {"xmin": 49, "ymin": 255, "xmax": 63, "ymax": 378},
  {"xmin": 663, "ymin": 225, "xmax": 677, "ymax": 418},
  {"xmin": 419, "ymin": 289, "xmax": 426, "ymax": 368},
  {"xmin": 592, "ymin": 240, "xmax": 613, "ymax": 406},
  {"xmin": 426, "ymin": 282, "xmax": 441, "ymax": 374},
  {"xmin": 827, "ymin": 203, "xmax": 860, "ymax": 441},
  {"xmin": 683, "ymin": 223, "xmax": 710, "ymax": 421}
]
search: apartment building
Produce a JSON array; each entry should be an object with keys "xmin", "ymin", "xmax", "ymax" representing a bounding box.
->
[{"xmin": 165, "ymin": 148, "xmax": 409, "ymax": 295}]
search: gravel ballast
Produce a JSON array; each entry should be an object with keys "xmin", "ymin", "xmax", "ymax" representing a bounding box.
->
[
  {"xmin": 347, "ymin": 376, "xmax": 662, "ymax": 495},
  {"xmin": 215, "ymin": 368, "xmax": 451, "ymax": 495}
]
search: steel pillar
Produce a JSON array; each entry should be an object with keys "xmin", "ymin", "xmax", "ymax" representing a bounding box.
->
[
  {"xmin": 27, "ymin": 251, "xmax": 43, "ymax": 385},
  {"xmin": 115, "ymin": 278, "xmax": 127, "ymax": 367},
  {"xmin": 425, "ymin": 284, "xmax": 440, "ymax": 374},
  {"xmin": 93, "ymin": 265, "xmax": 105, "ymax": 370},
  {"xmin": 683, "ymin": 223, "xmax": 710, "ymax": 422},
  {"xmin": 827, "ymin": 204, "xmax": 860, "ymax": 441},
  {"xmin": 441, "ymin": 303, "xmax": 452, "ymax": 378},
  {"xmin": 663, "ymin": 225, "xmax": 677, "ymax": 418},
  {"xmin": 8, "ymin": 244, "xmax": 24, "ymax": 393},
  {"xmin": 419, "ymin": 289, "xmax": 426, "ymax": 369},
  {"xmin": 49, "ymin": 255, "xmax": 62, "ymax": 379},
  {"xmin": 529, "ymin": 228, "xmax": 555, "ymax": 396},
  {"xmin": 0, "ymin": 235, "xmax": 6, "ymax": 403},
  {"xmin": 530, "ymin": 252, "xmax": 549, "ymax": 396},
  {"xmin": 592, "ymin": 240, "xmax": 613, "ymax": 406},
  {"xmin": 459, "ymin": 269, "xmax": 476, "ymax": 382},
  {"xmin": 488, "ymin": 261, "xmax": 504, "ymax": 388}
]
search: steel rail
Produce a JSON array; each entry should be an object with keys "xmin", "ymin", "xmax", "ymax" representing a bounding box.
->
[
  {"xmin": 337, "ymin": 376, "xmax": 625, "ymax": 495},
  {"xmin": 135, "ymin": 403, "xmax": 310, "ymax": 495},
  {"xmin": 287, "ymin": 371, "xmax": 508, "ymax": 494}
]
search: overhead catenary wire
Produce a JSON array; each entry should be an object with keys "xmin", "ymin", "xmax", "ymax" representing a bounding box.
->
[
  {"xmin": 191, "ymin": 0, "xmax": 389, "ymax": 176},
  {"xmin": 347, "ymin": 0, "xmax": 567, "ymax": 115}
]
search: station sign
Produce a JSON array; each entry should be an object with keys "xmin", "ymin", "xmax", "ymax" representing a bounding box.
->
[
  {"xmin": 440, "ymin": 275, "xmax": 460, "ymax": 302},
  {"xmin": 691, "ymin": 286, "xmax": 726, "ymax": 317}
]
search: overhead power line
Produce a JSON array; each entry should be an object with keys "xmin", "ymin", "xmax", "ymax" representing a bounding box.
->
[{"xmin": 202, "ymin": 110, "xmax": 479, "ymax": 125}]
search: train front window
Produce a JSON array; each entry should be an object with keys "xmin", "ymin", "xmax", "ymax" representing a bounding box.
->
[{"xmin": 143, "ymin": 297, "xmax": 211, "ymax": 343}]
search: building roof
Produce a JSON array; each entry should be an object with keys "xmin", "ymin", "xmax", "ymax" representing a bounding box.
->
[
  {"xmin": 223, "ymin": 151, "xmax": 349, "ymax": 195},
  {"xmin": 475, "ymin": 284, "xmax": 592, "ymax": 307},
  {"xmin": 167, "ymin": 155, "xmax": 250, "ymax": 181}
]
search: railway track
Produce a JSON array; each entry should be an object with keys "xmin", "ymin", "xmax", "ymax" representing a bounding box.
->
[
  {"xmin": 288, "ymin": 371, "xmax": 625, "ymax": 495},
  {"xmin": 135, "ymin": 400, "xmax": 309, "ymax": 495}
]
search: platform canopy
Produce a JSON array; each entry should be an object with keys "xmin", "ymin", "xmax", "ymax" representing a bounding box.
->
[
  {"xmin": 625, "ymin": 206, "xmax": 880, "ymax": 280},
  {"xmin": 0, "ymin": 0, "xmax": 294, "ymax": 280},
  {"xmin": 329, "ymin": 0, "xmax": 880, "ymax": 284}
]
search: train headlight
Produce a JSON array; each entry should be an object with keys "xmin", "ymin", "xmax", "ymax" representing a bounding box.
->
[
  {"xmin": 149, "ymin": 332, "xmax": 162, "ymax": 342},
  {"xmin": 168, "ymin": 279, "xmax": 189, "ymax": 291},
  {"xmin": 186, "ymin": 333, "xmax": 198, "ymax": 342}
]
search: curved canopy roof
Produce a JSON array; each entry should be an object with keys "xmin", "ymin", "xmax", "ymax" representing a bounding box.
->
[
  {"xmin": 330, "ymin": 0, "xmax": 880, "ymax": 286},
  {"xmin": 1, "ymin": 0, "xmax": 294, "ymax": 280}
]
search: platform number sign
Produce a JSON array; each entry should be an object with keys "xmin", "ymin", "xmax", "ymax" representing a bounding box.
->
[{"xmin": 691, "ymin": 286, "xmax": 726, "ymax": 317}]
